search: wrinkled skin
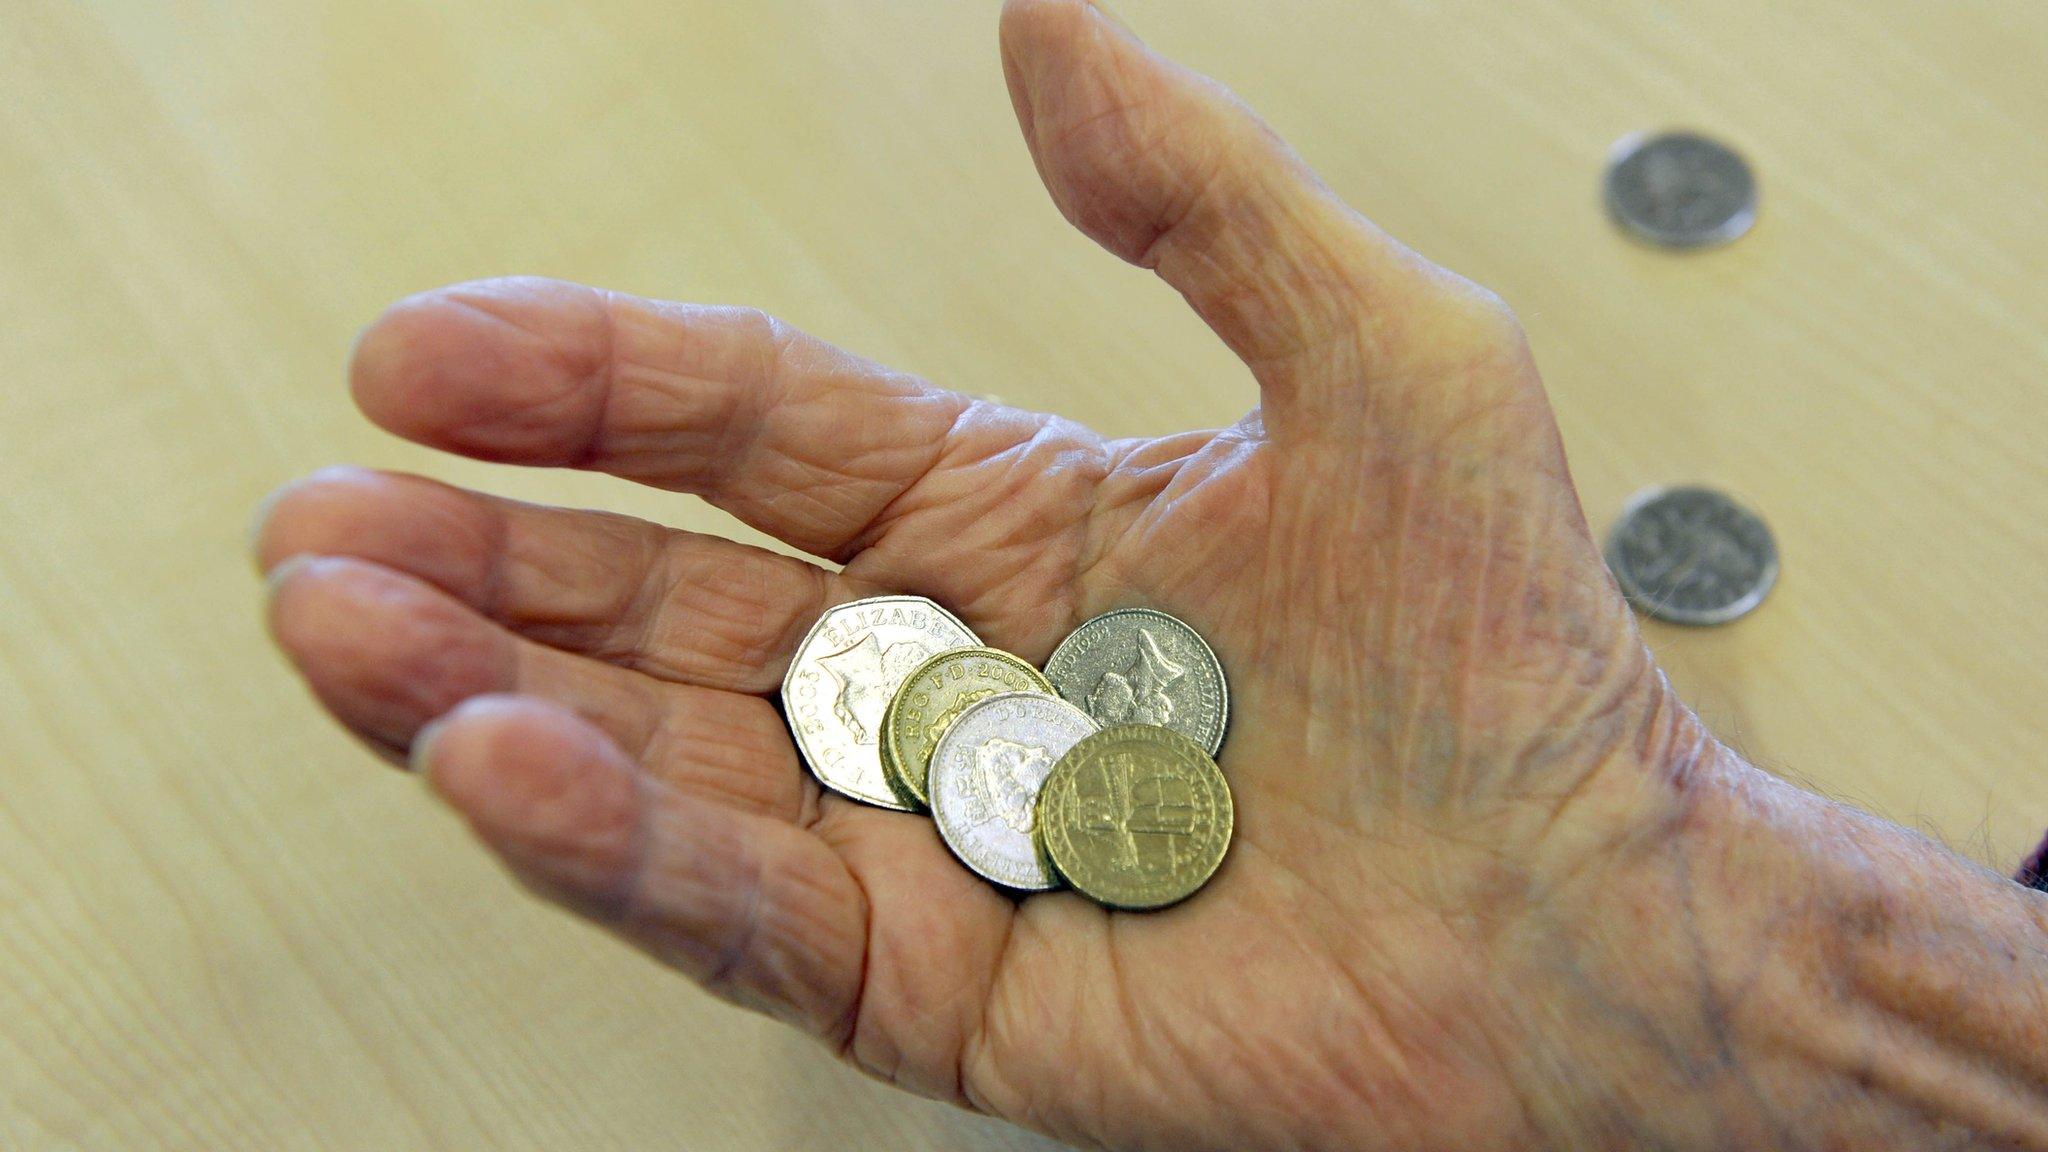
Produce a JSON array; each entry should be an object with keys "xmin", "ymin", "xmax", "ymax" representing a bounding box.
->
[{"xmin": 257, "ymin": 3, "xmax": 1713, "ymax": 1149}]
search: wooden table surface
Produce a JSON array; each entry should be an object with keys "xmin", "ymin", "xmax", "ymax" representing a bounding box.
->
[{"xmin": 4, "ymin": 1, "xmax": 2045, "ymax": 1147}]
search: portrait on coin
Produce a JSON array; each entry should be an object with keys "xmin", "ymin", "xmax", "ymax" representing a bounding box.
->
[
  {"xmin": 1087, "ymin": 629, "xmax": 1185, "ymax": 728},
  {"xmin": 968, "ymin": 736, "xmax": 1055, "ymax": 833},
  {"xmin": 818, "ymin": 634, "xmax": 935, "ymax": 745}
]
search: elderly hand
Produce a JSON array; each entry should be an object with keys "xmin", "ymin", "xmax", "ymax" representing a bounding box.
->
[{"xmin": 256, "ymin": 4, "xmax": 2048, "ymax": 1149}]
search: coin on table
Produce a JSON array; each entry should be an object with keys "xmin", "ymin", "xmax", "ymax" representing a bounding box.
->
[
  {"xmin": 881, "ymin": 647, "xmax": 1056, "ymax": 811},
  {"xmin": 1036, "ymin": 724, "xmax": 1233, "ymax": 910},
  {"xmin": 1605, "ymin": 485, "xmax": 1779, "ymax": 626},
  {"xmin": 927, "ymin": 692, "xmax": 1099, "ymax": 891},
  {"xmin": 782, "ymin": 596, "xmax": 980, "ymax": 810},
  {"xmin": 1042, "ymin": 608, "xmax": 1227, "ymax": 755},
  {"xmin": 1604, "ymin": 130, "xmax": 1758, "ymax": 249}
]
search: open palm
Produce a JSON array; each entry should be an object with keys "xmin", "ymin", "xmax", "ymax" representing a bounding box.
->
[{"xmin": 260, "ymin": 4, "xmax": 1691, "ymax": 1149}]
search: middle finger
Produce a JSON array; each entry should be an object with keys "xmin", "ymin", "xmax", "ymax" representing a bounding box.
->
[{"xmin": 255, "ymin": 467, "xmax": 865, "ymax": 695}]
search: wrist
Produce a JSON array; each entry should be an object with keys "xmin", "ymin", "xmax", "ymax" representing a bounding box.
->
[{"xmin": 1496, "ymin": 717, "xmax": 2048, "ymax": 1150}]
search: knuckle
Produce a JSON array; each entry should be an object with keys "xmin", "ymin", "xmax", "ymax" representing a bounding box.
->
[
  {"xmin": 1410, "ymin": 280, "xmax": 1542, "ymax": 409},
  {"xmin": 1444, "ymin": 281, "xmax": 1530, "ymax": 356}
]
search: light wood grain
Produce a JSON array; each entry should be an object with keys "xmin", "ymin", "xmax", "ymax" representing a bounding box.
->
[{"xmin": 2, "ymin": 1, "xmax": 2044, "ymax": 1147}]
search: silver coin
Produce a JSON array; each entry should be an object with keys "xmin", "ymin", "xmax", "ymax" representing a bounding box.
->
[
  {"xmin": 1042, "ymin": 608, "xmax": 1227, "ymax": 754},
  {"xmin": 1604, "ymin": 131, "xmax": 1757, "ymax": 249},
  {"xmin": 1606, "ymin": 486, "xmax": 1778, "ymax": 626},
  {"xmin": 782, "ymin": 596, "xmax": 979, "ymax": 809},
  {"xmin": 928, "ymin": 692, "xmax": 1098, "ymax": 891}
]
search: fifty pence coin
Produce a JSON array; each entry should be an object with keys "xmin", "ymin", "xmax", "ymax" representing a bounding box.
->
[
  {"xmin": 1043, "ymin": 608, "xmax": 1227, "ymax": 755},
  {"xmin": 1606, "ymin": 485, "xmax": 1779, "ymax": 626},
  {"xmin": 927, "ymin": 692, "xmax": 1099, "ymax": 891},
  {"xmin": 782, "ymin": 596, "xmax": 979, "ymax": 810},
  {"xmin": 1604, "ymin": 131, "xmax": 1758, "ymax": 249},
  {"xmin": 1035, "ymin": 724, "xmax": 1233, "ymax": 911},
  {"xmin": 881, "ymin": 647, "xmax": 1056, "ymax": 811}
]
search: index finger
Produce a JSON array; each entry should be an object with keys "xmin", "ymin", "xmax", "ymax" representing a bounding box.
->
[{"xmin": 349, "ymin": 276, "xmax": 1005, "ymax": 561}]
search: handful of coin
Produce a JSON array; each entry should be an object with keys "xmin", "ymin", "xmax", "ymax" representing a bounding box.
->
[{"xmin": 782, "ymin": 599, "xmax": 1232, "ymax": 910}]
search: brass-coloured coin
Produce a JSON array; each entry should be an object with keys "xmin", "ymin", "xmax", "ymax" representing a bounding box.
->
[
  {"xmin": 881, "ymin": 647, "xmax": 1056, "ymax": 810},
  {"xmin": 1035, "ymin": 724, "xmax": 1233, "ymax": 910},
  {"xmin": 878, "ymin": 725, "xmax": 912, "ymax": 810}
]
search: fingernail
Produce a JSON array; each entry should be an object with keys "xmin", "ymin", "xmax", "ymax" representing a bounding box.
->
[
  {"xmin": 247, "ymin": 483, "xmax": 292, "ymax": 566},
  {"xmin": 1087, "ymin": 0, "xmax": 1138, "ymax": 38},
  {"xmin": 409, "ymin": 716, "xmax": 448, "ymax": 777},
  {"xmin": 263, "ymin": 553, "xmax": 315, "ymax": 597}
]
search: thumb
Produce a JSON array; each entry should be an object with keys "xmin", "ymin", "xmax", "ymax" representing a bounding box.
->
[{"xmin": 1000, "ymin": 0, "xmax": 1525, "ymax": 439}]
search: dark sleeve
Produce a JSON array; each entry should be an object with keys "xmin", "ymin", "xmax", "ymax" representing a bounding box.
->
[{"xmin": 2018, "ymin": 833, "xmax": 2048, "ymax": 892}]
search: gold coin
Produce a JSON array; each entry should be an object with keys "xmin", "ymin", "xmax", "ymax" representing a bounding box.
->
[
  {"xmin": 881, "ymin": 647, "xmax": 1055, "ymax": 810},
  {"xmin": 879, "ymin": 721, "xmax": 915, "ymax": 809},
  {"xmin": 1034, "ymin": 724, "xmax": 1233, "ymax": 910}
]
